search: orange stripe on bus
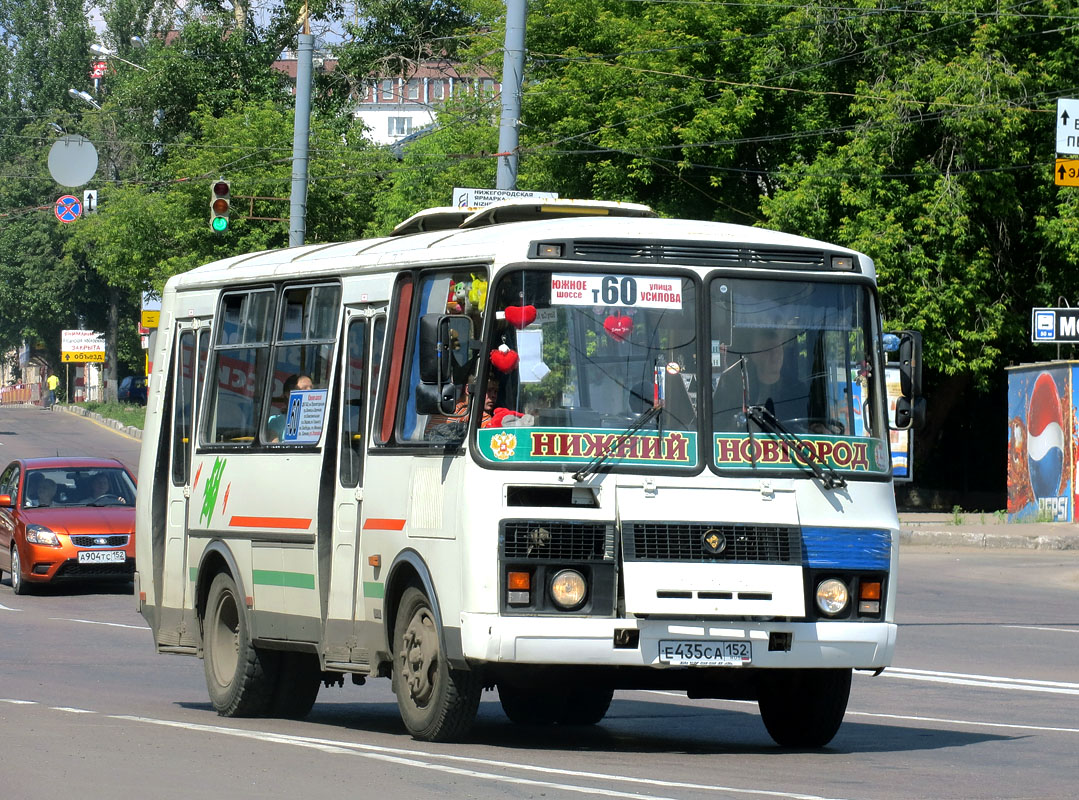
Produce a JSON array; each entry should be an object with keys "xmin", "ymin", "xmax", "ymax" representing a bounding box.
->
[
  {"xmin": 229, "ymin": 516, "xmax": 312, "ymax": 530},
  {"xmin": 363, "ymin": 518, "xmax": 406, "ymax": 531}
]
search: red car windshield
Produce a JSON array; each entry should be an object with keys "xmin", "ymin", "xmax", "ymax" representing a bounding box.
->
[{"xmin": 23, "ymin": 468, "xmax": 135, "ymax": 508}]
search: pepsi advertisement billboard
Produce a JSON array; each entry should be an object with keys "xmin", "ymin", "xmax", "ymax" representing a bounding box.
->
[{"xmin": 1007, "ymin": 364, "xmax": 1075, "ymax": 522}]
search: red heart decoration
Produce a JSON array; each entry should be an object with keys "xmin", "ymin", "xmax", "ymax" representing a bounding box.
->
[
  {"xmin": 490, "ymin": 347, "xmax": 520, "ymax": 372},
  {"xmin": 603, "ymin": 315, "xmax": 634, "ymax": 342},
  {"xmin": 504, "ymin": 305, "xmax": 537, "ymax": 329}
]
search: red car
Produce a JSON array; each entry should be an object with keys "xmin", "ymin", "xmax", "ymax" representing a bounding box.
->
[{"xmin": 0, "ymin": 457, "xmax": 137, "ymax": 594}]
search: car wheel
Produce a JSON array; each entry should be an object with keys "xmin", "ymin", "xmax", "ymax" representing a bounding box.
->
[
  {"xmin": 393, "ymin": 586, "xmax": 481, "ymax": 741},
  {"xmin": 10, "ymin": 545, "xmax": 30, "ymax": 596},
  {"xmin": 202, "ymin": 572, "xmax": 279, "ymax": 717}
]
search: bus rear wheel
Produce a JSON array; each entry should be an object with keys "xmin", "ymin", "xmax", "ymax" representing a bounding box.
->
[
  {"xmin": 756, "ymin": 668, "xmax": 851, "ymax": 748},
  {"xmin": 393, "ymin": 587, "xmax": 480, "ymax": 742},
  {"xmin": 203, "ymin": 572, "xmax": 279, "ymax": 717}
]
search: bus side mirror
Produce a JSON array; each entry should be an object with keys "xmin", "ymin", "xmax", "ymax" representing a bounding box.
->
[
  {"xmin": 417, "ymin": 314, "xmax": 473, "ymax": 415},
  {"xmin": 888, "ymin": 330, "xmax": 925, "ymax": 431}
]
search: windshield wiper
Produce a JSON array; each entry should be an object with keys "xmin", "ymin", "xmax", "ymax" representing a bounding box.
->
[
  {"xmin": 572, "ymin": 404, "xmax": 663, "ymax": 482},
  {"xmin": 744, "ymin": 405, "xmax": 847, "ymax": 491}
]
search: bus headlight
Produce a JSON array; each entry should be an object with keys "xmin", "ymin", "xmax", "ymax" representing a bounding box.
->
[
  {"xmin": 815, "ymin": 578, "xmax": 849, "ymax": 615},
  {"xmin": 550, "ymin": 569, "xmax": 587, "ymax": 610}
]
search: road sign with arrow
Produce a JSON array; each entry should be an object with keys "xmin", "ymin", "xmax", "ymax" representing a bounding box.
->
[{"xmin": 1056, "ymin": 99, "xmax": 1079, "ymax": 155}]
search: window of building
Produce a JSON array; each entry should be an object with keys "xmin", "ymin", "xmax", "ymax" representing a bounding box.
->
[
  {"xmin": 430, "ymin": 80, "xmax": 445, "ymax": 101},
  {"xmin": 381, "ymin": 78, "xmax": 394, "ymax": 101},
  {"xmin": 388, "ymin": 117, "xmax": 413, "ymax": 136},
  {"xmin": 407, "ymin": 78, "xmax": 420, "ymax": 100},
  {"xmin": 482, "ymin": 79, "xmax": 495, "ymax": 95}
]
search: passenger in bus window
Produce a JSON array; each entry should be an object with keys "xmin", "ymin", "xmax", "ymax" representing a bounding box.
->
[{"xmin": 267, "ymin": 374, "xmax": 312, "ymax": 442}]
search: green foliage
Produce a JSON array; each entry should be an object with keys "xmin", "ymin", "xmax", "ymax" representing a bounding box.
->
[{"xmin": 76, "ymin": 401, "xmax": 147, "ymax": 430}]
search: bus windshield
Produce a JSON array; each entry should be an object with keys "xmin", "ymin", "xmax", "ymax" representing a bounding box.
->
[
  {"xmin": 472, "ymin": 268, "xmax": 888, "ymax": 478},
  {"xmin": 474, "ymin": 268, "xmax": 699, "ymax": 470}
]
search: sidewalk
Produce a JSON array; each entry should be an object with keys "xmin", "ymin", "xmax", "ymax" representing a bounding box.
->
[{"xmin": 898, "ymin": 512, "xmax": 1079, "ymax": 550}]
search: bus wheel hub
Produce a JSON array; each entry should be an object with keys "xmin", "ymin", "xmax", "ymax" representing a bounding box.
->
[{"xmin": 401, "ymin": 609, "xmax": 438, "ymax": 705}]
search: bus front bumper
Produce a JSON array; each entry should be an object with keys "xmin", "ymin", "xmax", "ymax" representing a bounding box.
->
[{"xmin": 460, "ymin": 614, "xmax": 897, "ymax": 670}]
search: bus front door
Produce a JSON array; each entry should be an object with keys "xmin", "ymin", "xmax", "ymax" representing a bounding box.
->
[
  {"xmin": 159, "ymin": 321, "xmax": 210, "ymax": 650},
  {"xmin": 323, "ymin": 312, "xmax": 376, "ymax": 668}
]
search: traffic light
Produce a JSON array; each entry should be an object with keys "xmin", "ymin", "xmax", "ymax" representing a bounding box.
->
[{"xmin": 210, "ymin": 179, "xmax": 230, "ymax": 232}]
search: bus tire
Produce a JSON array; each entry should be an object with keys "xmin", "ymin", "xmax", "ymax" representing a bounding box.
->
[
  {"xmin": 393, "ymin": 587, "xmax": 480, "ymax": 742},
  {"xmin": 757, "ymin": 668, "xmax": 851, "ymax": 748},
  {"xmin": 203, "ymin": 572, "xmax": 278, "ymax": 717},
  {"xmin": 498, "ymin": 684, "xmax": 561, "ymax": 725},
  {"xmin": 270, "ymin": 652, "xmax": 321, "ymax": 720},
  {"xmin": 557, "ymin": 686, "xmax": 614, "ymax": 726}
]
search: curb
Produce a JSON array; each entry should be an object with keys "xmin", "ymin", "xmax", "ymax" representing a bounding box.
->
[
  {"xmin": 899, "ymin": 529, "xmax": 1079, "ymax": 551},
  {"xmin": 52, "ymin": 404, "xmax": 143, "ymax": 442}
]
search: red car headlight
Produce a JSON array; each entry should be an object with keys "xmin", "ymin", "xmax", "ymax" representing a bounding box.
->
[{"xmin": 25, "ymin": 524, "xmax": 62, "ymax": 547}]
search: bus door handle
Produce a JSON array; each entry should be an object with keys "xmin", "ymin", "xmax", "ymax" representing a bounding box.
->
[{"xmin": 354, "ymin": 487, "xmax": 364, "ymax": 502}]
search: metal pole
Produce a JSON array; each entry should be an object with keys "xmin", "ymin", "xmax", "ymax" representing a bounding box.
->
[
  {"xmin": 289, "ymin": 8, "xmax": 314, "ymax": 247},
  {"xmin": 496, "ymin": 0, "xmax": 527, "ymax": 190}
]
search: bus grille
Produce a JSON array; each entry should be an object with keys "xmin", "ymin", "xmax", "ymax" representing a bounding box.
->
[
  {"xmin": 501, "ymin": 520, "xmax": 614, "ymax": 561},
  {"xmin": 622, "ymin": 522, "xmax": 801, "ymax": 564},
  {"xmin": 569, "ymin": 240, "xmax": 827, "ymax": 270}
]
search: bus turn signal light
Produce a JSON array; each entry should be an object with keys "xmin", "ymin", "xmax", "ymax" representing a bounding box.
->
[
  {"xmin": 507, "ymin": 570, "xmax": 530, "ymax": 605},
  {"xmin": 858, "ymin": 580, "xmax": 881, "ymax": 614}
]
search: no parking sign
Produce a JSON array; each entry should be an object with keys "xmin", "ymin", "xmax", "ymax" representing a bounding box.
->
[{"xmin": 54, "ymin": 194, "xmax": 83, "ymax": 223}]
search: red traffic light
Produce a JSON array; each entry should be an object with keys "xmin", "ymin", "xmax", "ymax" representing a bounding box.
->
[{"xmin": 212, "ymin": 180, "xmax": 230, "ymax": 197}]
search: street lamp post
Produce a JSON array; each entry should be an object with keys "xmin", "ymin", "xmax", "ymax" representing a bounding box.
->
[
  {"xmin": 67, "ymin": 88, "xmax": 101, "ymax": 110},
  {"xmin": 90, "ymin": 43, "xmax": 148, "ymax": 72}
]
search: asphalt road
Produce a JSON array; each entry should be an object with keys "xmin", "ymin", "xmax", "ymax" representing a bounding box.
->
[{"xmin": 1, "ymin": 405, "xmax": 1077, "ymax": 799}]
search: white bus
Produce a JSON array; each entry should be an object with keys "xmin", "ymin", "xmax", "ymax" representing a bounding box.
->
[{"xmin": 135, "ymin": 199, "xmax": 923, "ymax": 747}]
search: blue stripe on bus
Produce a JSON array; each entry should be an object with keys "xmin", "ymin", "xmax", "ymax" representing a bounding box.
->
[{"xmin": 801, "ymin": 527, "xmax": 891, "ymax": 570}]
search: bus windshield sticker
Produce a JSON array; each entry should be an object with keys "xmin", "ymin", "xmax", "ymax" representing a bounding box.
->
[
  {"xmin": 281, "ymin": 389, "xmax": 327, "ymax": 444},
  {"xmin": 550, "ymin": 274, "xmax": 683, "ymax": 309},
  {"xmin": 713, "ymin": 433, "xmax": 886, "ymax": 472},
  {"xmin": 477, "ymin": 427, "xmax": 697, "ymax": 467}
]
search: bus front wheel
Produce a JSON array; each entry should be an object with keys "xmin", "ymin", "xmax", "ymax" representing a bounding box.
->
[
  {"xmin": 392, "ymin": 587, "xmax": 481, "ymax": 742},
  {"xmin": 203, "ymin": 572, "xmax": 278, "ymax": 717},
  {"xmin": 756, "ymin": 668, "xmax": 851, "ymax": 748}
]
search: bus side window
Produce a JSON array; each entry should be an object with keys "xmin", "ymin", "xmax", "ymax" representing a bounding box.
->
[
  {"xmin": 205, "ymin": 289, "xmax": 274, "ymax": 445},
  {"xmin": 171, "ymin": 330, "xmax": 195, "ymax": 485},
  {"xmin": 400, "ymin": 269, "xmax": 484, "ymax": 444},
  {"xmin": 340, "ymin": 318, "xmax": 367, "ymax": 487},
  {"xmin": 261, "ymin": 283, "xmax": 341, "ymax": 445}
]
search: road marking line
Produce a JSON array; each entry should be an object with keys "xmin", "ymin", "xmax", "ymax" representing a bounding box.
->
[
  {"xmin": 0, "ymin": 699, "xmax": 37, "ymax": 705},
  {"xmin": 0, "ymin": 602, "xmax": 22, "ymax": 611},
  {"xmin": 50, "ymin": 617, "xmax": 148, "ymax": 630},
  {"xmin": 1004, "ymin": 625, "xmax": 1079, "ymax": 635},
  {"xmin": 885, "ymin": 667, "xmax": 1079, "ymax": 692},
  {"xmin": 846, "ymin": 710, "xmax": 1079, "ymax": 734},
  {"xmin": 111, "ymin": 714, "xmax": 853, "ymax": 800},
  {"xmin": 51, "ymin": 706, "xmax": 95, "ymax": 714}
]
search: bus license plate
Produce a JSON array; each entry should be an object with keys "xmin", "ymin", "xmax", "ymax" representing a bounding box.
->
[
  {"xmin": 78, "ymin": 550, "xmax": 126, "ymax": 564},
  {"xmin": 659, "ymin": 640, "xmax": 752, "ymax": 666}
]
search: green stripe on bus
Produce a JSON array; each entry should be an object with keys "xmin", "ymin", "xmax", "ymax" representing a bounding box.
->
[
  {"xmin": 190, "ymin": 567, "xmax": 197, "ymax": 582},
  {"xmin": 252, "ymin": 569, "xmax": 316, "ymax": 590},
  {"xmin": 363, "ymin": 581, "xmax": 384, "ymax": 599}
]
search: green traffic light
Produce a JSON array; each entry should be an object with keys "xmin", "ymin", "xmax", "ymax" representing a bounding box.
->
[{"xmin": 211, "ymin": 216, "xmax": 228, "ymax": 232}]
